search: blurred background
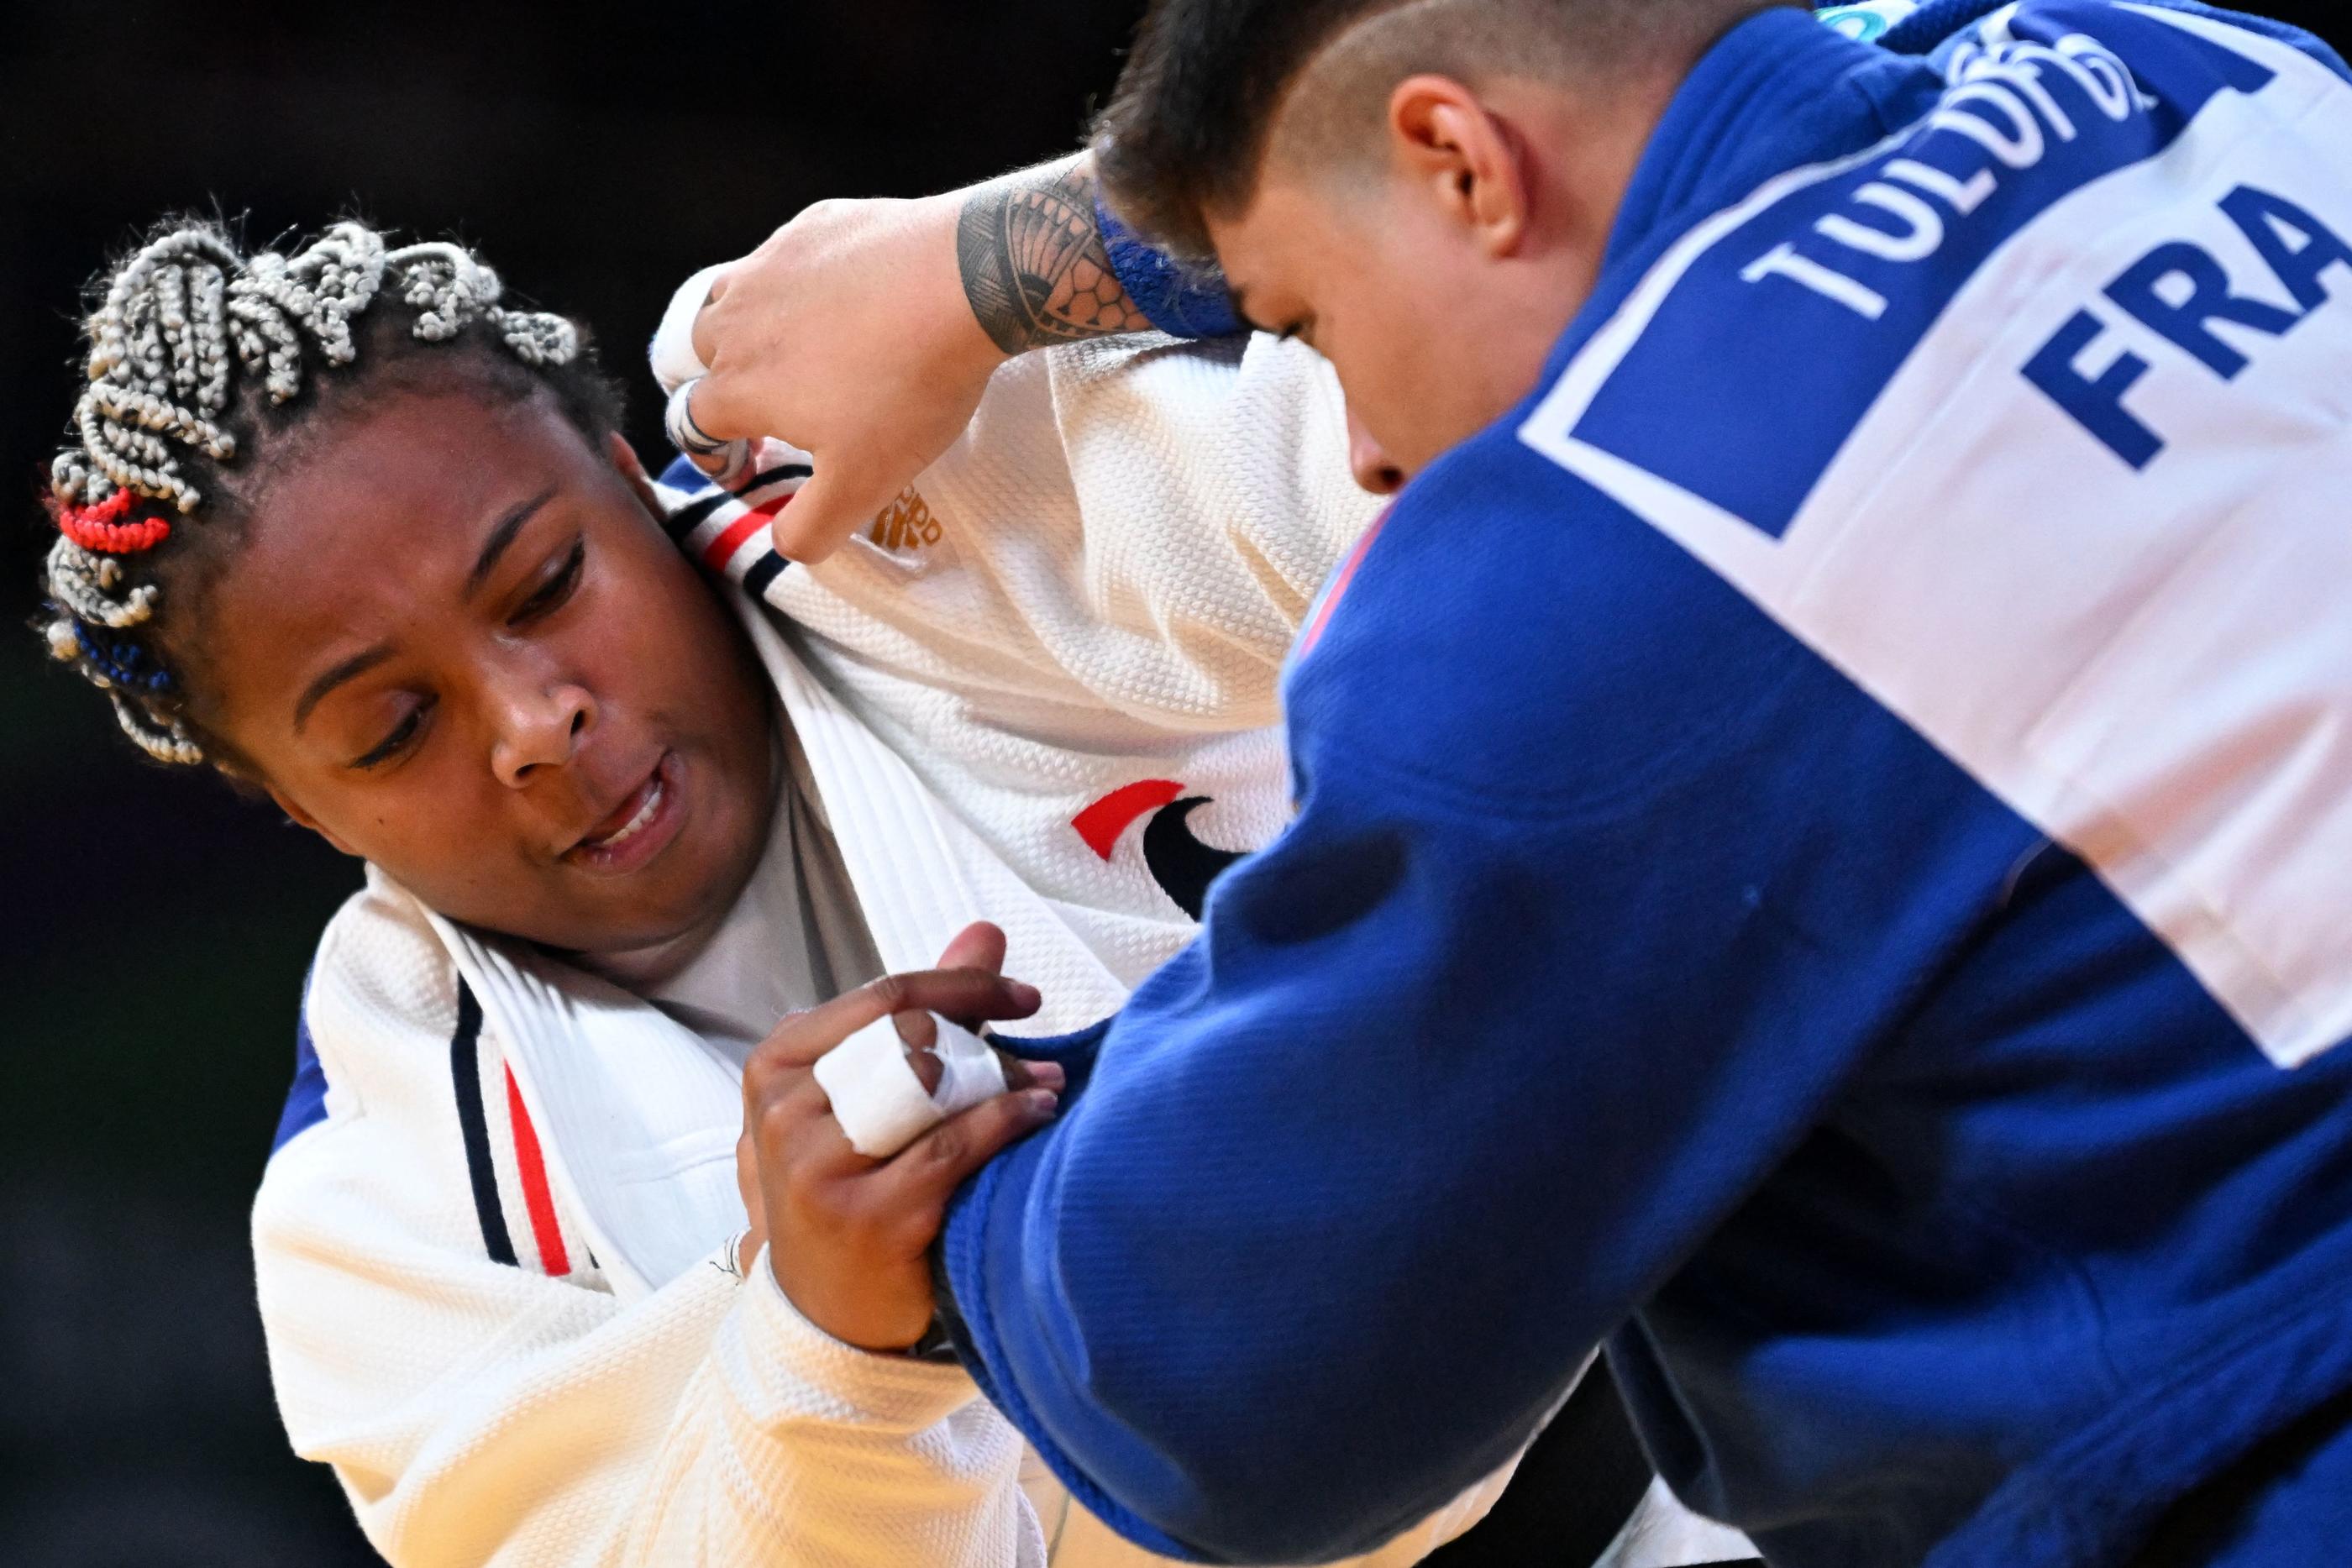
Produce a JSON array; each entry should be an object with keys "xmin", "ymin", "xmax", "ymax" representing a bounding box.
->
[{"xmin": 3, "ymin": 3, "xmax": 2346, "ymax": 1564}]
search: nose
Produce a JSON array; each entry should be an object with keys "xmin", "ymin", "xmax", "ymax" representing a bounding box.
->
[
  {"xmin": 1346, "ymin": 407, "xmax": 1407, "ymax": 496},
  {"xmin": 488, "ymin": 674, "xmax": 596, "ymax": 789}
]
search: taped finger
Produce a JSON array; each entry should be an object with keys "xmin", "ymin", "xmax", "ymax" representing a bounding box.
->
[
  {"xmin": 650, "ymin": 262, "xmax": 727, "ymax": 391},
  {"xmin": 812, "ymin": 1011, "xmax": 1010, "ymax": 1158},
  {"xmin": 665, "ymin": 380, "xmax": 751, "ymax": 486}
]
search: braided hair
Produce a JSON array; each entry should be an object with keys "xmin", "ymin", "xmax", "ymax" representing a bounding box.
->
[{"xmin": 39, "ymin": 218, "xmax": 618, "ymax": 768}]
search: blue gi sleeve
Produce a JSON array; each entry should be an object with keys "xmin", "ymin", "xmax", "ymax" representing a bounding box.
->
[
  {"xmin": 1096, "ymin": 196, "xmax": 1242, "ymax": 340},
  {"xmin": 935, "ymin": 442, "xmax": 2018, "ymax": 1562}
]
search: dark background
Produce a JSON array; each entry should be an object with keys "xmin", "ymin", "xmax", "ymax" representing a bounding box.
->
[
  {"xmin": 3, "ymin": 3, "xmax": 2347, "ymax": 1565},
  {"xmin": 0, "ymin": 3, "xmax": 1142, "ymax": 1561}
]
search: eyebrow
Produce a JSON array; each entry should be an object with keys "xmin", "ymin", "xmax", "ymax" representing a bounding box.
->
[
  {"xmin": 291, "ymin": 489, "xmax": 559, "ymax": 734},
  {"xmin": 465, "ymin": 487, "xmax": 559, "ymax": 597},
  {"xmin": 293, "ymin": 645, "xmax": 394, "ymax": 733}
]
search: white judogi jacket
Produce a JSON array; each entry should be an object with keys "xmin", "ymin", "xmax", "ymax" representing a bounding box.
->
[{"xmin": 252, "ymin": 336, "xmax": 1523, "ymax": 1567}]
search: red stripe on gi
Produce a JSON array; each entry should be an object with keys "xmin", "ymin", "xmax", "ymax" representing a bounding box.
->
[{"xmin": 504, "ymin": 1066, "xmax": 570, "ymax": 1277}]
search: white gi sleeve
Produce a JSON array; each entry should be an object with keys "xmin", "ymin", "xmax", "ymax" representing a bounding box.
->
[
  {"xmin": 255, "ymin": 1114, "xmax": 1039, "ymax": 1568},
  {"xmin": 253, "ymin": 903, "xmax": 1041, "ymax": 1568},
  {"xmin": 1041, "ymin": 332, "xmax": 1381, "ymax": 704},
  {"xmin": 776, "ymin": 331, "xmax": 1378, "ymax": 742}
]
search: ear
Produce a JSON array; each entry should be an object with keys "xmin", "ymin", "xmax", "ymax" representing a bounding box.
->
[
  {"xmin": 606, "ymin": 430, "xmax": 665, "ymax": 517},
  {"xmin": 1386, "ymin": 75, "xmax": 1531, "ymax": 258},
  {"xmin": 270, "ymin": 785, "xmax": 360, "ymax": 857}
]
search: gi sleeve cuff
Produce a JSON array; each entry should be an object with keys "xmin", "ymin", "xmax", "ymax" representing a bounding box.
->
[
  {"xmin": 722, "ymin": 1244, "xmax": 977, "ymax": 1433},
  {"xmin": 1097, "ymin": 196, "xmax": 1242, "ymax": 340}
]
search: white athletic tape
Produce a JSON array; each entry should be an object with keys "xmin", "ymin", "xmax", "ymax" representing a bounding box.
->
[
  {"xmin": 652, "ymin": 264, "xmax": 754, "ymax": 483},
  {"xmin": 664, "ymin": 380, "xmax": 722, "ymax": 454},
  {"xmin": 932, "ymin": 1021, "xmax": 1009, "ymax": 1116},
  {"xmin": 812, "ymin": 1013, "xmax": 1009, "ymax": 1158},
  {"xmin": 664, "ymin": 380, "xmax": 752, "ymax": 486},
  {"xmin": 649, "ymin": 263, "xmax": 727, "ymax": 391}
]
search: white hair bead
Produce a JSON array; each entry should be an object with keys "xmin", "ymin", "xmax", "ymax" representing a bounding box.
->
[
  {"xmin": 47, "ymin": 539, "xmax": 155, "ymax": 629},
  {"xmin": 46, "ymin": 219, "xmax": 583, "ymax": 768},
  {"xmin": 110, "ymin": 695, "xmax": 203, "ymax": 765}
]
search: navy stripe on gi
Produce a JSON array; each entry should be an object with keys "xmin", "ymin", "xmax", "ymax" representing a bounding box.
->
[{"xmin": 449, "ymin": 982, "xmax": 517, "ymax": 1266}]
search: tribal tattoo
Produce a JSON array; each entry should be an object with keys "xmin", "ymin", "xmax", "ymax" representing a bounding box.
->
[{"xmin": 957, "ymin": 157, "xmax": 1149, "ymax": 354}]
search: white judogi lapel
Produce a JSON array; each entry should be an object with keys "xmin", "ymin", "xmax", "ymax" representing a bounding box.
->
[{"xmin": 741, "ymin": 598, "xmax": 1133, "ymax": 1032}]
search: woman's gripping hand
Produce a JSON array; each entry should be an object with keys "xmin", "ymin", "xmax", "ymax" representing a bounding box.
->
[{"xmin": 734, "ymin": 921, "xmax": 1064, "ymax": 1351}]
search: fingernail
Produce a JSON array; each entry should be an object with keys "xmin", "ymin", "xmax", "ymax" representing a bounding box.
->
[
  {"xmin": 1011, "ymin": 981, "xmax": 1042, "ymax": 1008},
  {"xmin": 1027, "ymin": 1089, "xmax": 1060, "ymax": 1117},
  {"xmin": 1026, "ymin": 1061, "xmax": 1068, "ymax": 1092}
]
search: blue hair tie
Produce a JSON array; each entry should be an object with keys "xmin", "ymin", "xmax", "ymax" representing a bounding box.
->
[{"xmin": 71, "ymin": 618, "xmax": 173, "ymax": 694}]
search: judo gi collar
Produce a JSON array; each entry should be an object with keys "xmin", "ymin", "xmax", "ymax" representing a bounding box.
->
[{"xmin": 1604, "ymin": 8, "xmax": 1943, "ymax": 279}]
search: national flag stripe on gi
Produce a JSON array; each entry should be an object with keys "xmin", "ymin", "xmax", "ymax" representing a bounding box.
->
[
  {"xmin": 446, "ymin": 981, "xmax": 578, "ymax": 1275},
  {"xmin": 502, "ymin": 1063, "xmax": 570, "ymax": 1277},
  {"xmin": 449, "ymin": 983, "xmax": 516, "ymax": 1267},
  {"xmin": 661, "ymin": 448, "xmax": 809, "ymax": 602}
]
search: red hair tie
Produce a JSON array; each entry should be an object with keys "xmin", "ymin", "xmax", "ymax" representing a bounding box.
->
[{"xmin": 57, "ymin": 490, "xmax": 171, "ymax": 553}]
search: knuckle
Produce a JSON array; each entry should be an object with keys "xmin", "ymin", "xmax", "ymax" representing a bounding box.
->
[
  {"xmin": 748, "ymin": 1044, "xmax": 801, "ymax": 1092},
  {"xmin": 756, "ymin": 1097, "xmax": 801, "ymax": 1145},
  {"xmin": 691, "ymin": 379, "xmax": 737, "ymax": 426}
]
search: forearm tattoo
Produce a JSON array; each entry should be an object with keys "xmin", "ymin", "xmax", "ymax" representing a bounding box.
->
[{"xmin": 957, "ymin": 157, "xmax": 1150, "ymax": 354}]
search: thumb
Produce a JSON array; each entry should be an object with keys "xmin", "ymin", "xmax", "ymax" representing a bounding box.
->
[
  {"xmin": 935, "ymin": 920, "xmax": 1007, "ymax": 975},
  {"xmin": 766, "ymin": 465, "xmax": 894, "ymax": 564}
]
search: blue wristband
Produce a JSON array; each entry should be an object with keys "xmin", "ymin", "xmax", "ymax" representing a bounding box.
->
[{"xmin": 1095, "ymin": 196, "xmax": 1242, "ymax": 340}]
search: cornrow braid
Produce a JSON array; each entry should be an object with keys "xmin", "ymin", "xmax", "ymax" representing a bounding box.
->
[{"xmin": 37, "ymin": 218, "xmax": 606, "ymax": 768}]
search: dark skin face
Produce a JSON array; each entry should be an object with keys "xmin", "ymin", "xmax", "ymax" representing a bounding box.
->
[{"xmin": 190, "ymin": 385, "xmax": 777, "ymax": 970}]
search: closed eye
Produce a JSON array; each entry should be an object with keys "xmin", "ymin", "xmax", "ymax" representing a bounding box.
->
[
  {"xmin": 511, "ymin": 538, "xmax": 585, "ymax": 626},
  {"xmin": 352, "ymin": 698, "xmax": 433, "ymax": 770}
]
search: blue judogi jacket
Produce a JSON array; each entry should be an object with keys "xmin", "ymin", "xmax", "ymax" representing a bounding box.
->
[{"xmin": 935, "ymin": 4, "xmax": 2352, "ymax": 1564}]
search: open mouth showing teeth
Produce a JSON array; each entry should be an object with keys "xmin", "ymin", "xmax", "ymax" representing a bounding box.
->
[
  {"xmin": 564, "ymin": 752, "xmax": 685, "ymax": 874},
  {"xmin": 582, "ymin": 774, "xmax": 664, "ymax": 852}
]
